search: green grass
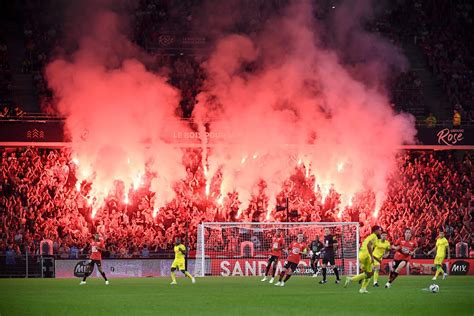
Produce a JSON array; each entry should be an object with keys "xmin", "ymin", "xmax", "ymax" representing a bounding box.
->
[{"xmin": 0, "ymin": 276, "xmax": 473, "ymax": 316}]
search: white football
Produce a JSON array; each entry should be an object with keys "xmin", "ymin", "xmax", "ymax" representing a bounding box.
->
[{"xmin": 429, "ymin": 284, "xmax": 439, "ymax": 293}]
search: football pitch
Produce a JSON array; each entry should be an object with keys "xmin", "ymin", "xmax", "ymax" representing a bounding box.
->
[{"xmin": 0, "ymin": 276, "xmax": 473, "ymax": 316}]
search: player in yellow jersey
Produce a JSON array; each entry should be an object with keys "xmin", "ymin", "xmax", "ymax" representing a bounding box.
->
[
  {"xmin": 372, "ymin": 231, "xmax": 390, "ymax": 287},
  {"xmin": 170, "ymin": 237, "xmax": 196, "ymax": 285},
  {"xmin": 344, "ymin": 225, "xmax": 382, "ymax": 294},
  {"xmin": 427, "ymin": 229, "xmax": 450, "ymax": 281}
]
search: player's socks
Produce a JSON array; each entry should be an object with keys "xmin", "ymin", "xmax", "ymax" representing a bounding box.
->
[
  {"xmin": 82, "ymin": 275, "xmax": 87, "ymax": 282},
  {"xmin": 184, "ymin": 271, "xmax": 193, "ymax": 280},
  {"xmin": 272, "ymin": 267, "xmax": 277, "ymax": 277},
  {"xmin": 373, "ymin": 270, "xmax": 379, "ymax": 284},
  {"xmin": 278, "ymin": 272, "xmax": 285, "ymax": 282},
  {"xmin": 322, "ymin": 268, "xmax": 327, "ymax": 281},
  {"xmin": 388, "ymin": 271, "xmax": 398, "ymax": 283},
  {"xmin": 333, "ymin": 267, "xmax": 340, "ymax": 280},
  {"xmin": 284, "ymin": 275, "xmax": 292, "ymax": 282},
  {"xmin": 351, "ymin": 273, "xmax": 366, "ymax": 282},
  {"xmin": 264, "ymin": 264, "xmax": 272, "ymax": 277},
  {"xmin": 171, "ymin": 271, "xmax": 177, "ymax": 283},
  {"xmin": 100, "ymin": 271, "xmax": 108, "ymax": 281},
  {"xmin": 434, "ymin": 266, "xmax": 443, "ymax": 279},
  {"xmin": 361, "ymin": 278, "xmax": 370, "ymax": 290}
]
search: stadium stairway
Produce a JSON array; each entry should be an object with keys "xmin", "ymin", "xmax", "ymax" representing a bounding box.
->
[
  {"xmin": 2, "ymin": 20, "xmax": 38, "ymax": 112},
  {"xmin": 402, "ymin": 41, "xmax": 450, "ymax": 121}
]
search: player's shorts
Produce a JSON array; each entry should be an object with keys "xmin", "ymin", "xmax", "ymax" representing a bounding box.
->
[
  {"xmin": 284, "ymin": 261, "xmax": 298, "ymax": 272},
  {"xmin": 358, "ymin": 252, "xmax": 373, "ymax": 273},
  {"xmin": 171, "ymin": 259, "xmax": 186, "ymax": 271},
  {"xmin": 322, "ymin": 252, "xmax": 335, "ymax": 265},
  {"xmin": 90, "ymin": 259, "xmax": 102, "ymax": 268},
  {"xmin": 311, "ymin": 253, "xmax": 320, "ymax": 262},
  {"xmin": 434, "ymin": 256, "xmax": 445, "ymax": 265},
  {"xmin": 373, "ymin": 257, "xmax": 382, "ymax": 267},
  {"xmin": 392, "ymin": 259, "xmax": 408, "ymax": 271},
  {"xmin": 268, "ymin": 255, "xmax": 279, "ymax": 264}
]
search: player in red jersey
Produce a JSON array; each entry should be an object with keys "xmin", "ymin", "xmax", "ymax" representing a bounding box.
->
[
  {"xmin": 261, "ymin": 231, "xmax": 285, "ymax": 283},
  {"xmin": 275, "ymin": 233, "xmax": 307, "ymax": 287},
  {"xmin": 80, "ymin": 234, "xmax": 109, "ymax": 285},
  {"xmin": 385, "ymin": 228, "xmax": 417, "ymax": 288}
]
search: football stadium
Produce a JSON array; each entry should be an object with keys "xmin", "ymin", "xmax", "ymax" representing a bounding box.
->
[{"xmin": 0, "ymin": 0, "xmax": 473, "ymax": 315}]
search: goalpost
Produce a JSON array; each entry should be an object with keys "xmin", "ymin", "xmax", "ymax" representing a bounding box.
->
[{"xmin": 194, "ymin": 222, "xmax": 360, "ymax": 277}]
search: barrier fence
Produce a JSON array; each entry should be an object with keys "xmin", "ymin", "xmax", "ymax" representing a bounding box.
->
[{"xmin": 2, "ymin": 254, "xmax": 473, "ymax": 278}]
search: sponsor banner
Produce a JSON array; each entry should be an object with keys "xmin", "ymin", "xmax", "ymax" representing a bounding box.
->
[
  {"xmin": 56, "ymin": 258, "xmax": 473, "ymax": 278},
  {"xmin": 209, "ymin": 258, "xmax": 357, "ymax": 277},
  {"xmin": 73, "ymin": 260, "xmax": 92, "ymax": 278},
  {"xmin": 55, "ymin": 259, "xmax": 197, "ymax": 278},
  {"xmin": 0, "ymin": 120, "xmax": 66, "ymax": 142},
  {"xmin": 2, "ymin": 120, "xmax": 473, "ymax": 147},
  {"xmin": 147, "ymin": 34, "xmax": 207, "ymax": 50},
  {"xmin": 377, "ymin": 259, "xmax": 474, "ymax": 276},
  {"xmin": 416, "ymin": 126, "xmax": 473, "ymax": 146}
]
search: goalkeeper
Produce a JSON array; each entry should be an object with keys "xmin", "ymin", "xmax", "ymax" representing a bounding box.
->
[{"xmin": 309, "ymin": 237, "xmax": 323, "ymax": 277}]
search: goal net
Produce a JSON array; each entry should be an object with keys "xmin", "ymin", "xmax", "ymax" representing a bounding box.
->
[{"xmin": 194, "ymin": 222, "xmax": 359, "ymax": 277}]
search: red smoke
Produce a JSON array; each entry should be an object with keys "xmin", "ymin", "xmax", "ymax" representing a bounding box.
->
[
  {"xmin": 46, "ymin": 0, "xmax": 416, "ymax": 221},
  {"xmin": 193, "ymin": 1, "xmax": 416, "ymax": 218},
  {"xmin": 46, "ymin": 10, "xmax": 189, "ymax": 217}
]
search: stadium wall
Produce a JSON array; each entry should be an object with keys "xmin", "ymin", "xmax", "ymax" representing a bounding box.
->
[{"xmin": 1, "ymin": 120, "xmax": 474, "ymax": 147}]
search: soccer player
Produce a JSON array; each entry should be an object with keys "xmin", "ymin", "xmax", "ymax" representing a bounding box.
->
[
  {"xmin": 427, "ymin": 229, "xmax": 450, "ymax": 281},
  {"xmin": 385, "ymin": 228, "xmax": 417, "ymax": 288},
  {"xmin": 344, "ymin": 225, "xmax": 382, "ymax": 294},
  {"xmin": 275, "ymin": 233, "xmax": 307, "ymax": 287},
  {"xmin": 261, "ymin": 231, "xmax": 285, "ymax": 283},
  {"xmin": 319, "ymin": 228, "xmax": 341, "ymax": 284},
  {"xmin": 170, "ymin": 237, "xmax": 196, "ymax": 285},
  {"xmin": 80, "ymin": 233, "xmax": 109, "ymax": 285},
  {"xmin": 309, "ymin": 236, "xmax": 323, "ymax": 277},
  {"xmin": 373, "ymin": 231, "xmax": 390, "ymax": 287}
]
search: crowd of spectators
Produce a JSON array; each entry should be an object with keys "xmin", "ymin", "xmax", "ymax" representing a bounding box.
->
[
  {"xmin": 0, "ymin": 32, "xmax": 13, "ymax": 108},
  {"xmin": 4, "ymin": 0, "xmax": 473, "ymax": 124},
  {"xmin": 389, "ymin": 71, "xmax": 425, "ymax": 119},
  {"xmin": 415, "ymin": 0, "xmax": 474, "ymax": 124},
  {"xmin": 388, "ymin": 0, "xmax": 474, "ymax": 124},
  {"xmin": 1, "ymin": 147, "xmax": 472, "ymax": 261}
]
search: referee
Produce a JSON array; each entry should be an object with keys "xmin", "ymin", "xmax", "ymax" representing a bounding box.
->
[{"xmin": 319, "ymin": 228, "xmax": 341, "ymax": 284}]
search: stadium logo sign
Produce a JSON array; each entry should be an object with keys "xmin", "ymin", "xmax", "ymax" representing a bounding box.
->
[
  {"xmin": 74, "ymin": 260, "xmax": 92, "ymax": 278},
  {"xmin": 437, "ymin": 128, "xmax": 464, "ymax": 146},
  {"xmin": 450, "ymin": 260, "xmax": 469, "ymax": 275}
]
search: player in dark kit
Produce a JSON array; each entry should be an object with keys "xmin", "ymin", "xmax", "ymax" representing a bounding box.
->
[
  {"xmin": 80, "ymin": 233, "xmax": 109, "ymax": 285},
  {"xmin": 261, "ymin": 231, "xmax": 285, "ymax": 283},
  {"xmin": 319, "ymin": 228, "xmax": 341, "ymax": 284},
  {"xmin": 309, "ymin": 236, "xmax": 323, "ymax": 277}
]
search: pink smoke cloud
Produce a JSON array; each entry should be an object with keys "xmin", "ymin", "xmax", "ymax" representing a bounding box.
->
[
  {"xmin": 193, "ymin": 1, "xmax": 416, "ymax": 218},
  {"xmin": 46, "ymin": 9, "xmax": 189, "ymax": 217}
]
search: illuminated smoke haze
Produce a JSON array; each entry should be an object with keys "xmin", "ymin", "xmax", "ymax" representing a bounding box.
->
[
  {"xmin": 192, "ymin": 0, "xmax": 416, "ymax": 219},
  {"xmin": 46, "ymin": 6, "xmax": 189, "ymax": 217},
  {"xmin": 46, "ymin": 0, "xmax": 416, "ymax": 222}
]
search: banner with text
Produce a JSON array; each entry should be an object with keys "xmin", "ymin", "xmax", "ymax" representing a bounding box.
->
[
  {"xmin": 55, "ymin": 259, "xmax": 197, "ymax": 278},
  {"xmin": 377, "ymin": 258, "xmax": 474, "ymax": 276}
]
